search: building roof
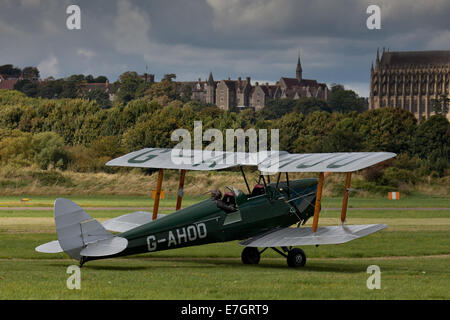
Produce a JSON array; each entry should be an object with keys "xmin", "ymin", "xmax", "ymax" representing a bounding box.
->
[
  {"xmin": 236, "ymin": 79, "xmax": 250, "ymax": 92},
  {"xmin": 380, "ymin": 50, "xmax": 450, "ymax": 67},
  {"xmin": 299, "ymin": 79, "xmax": 319, "ymax": 87},
  {"xmin": 280, "ymin": 77, "xmax": 299, "ymax": 87},
  {"xmin": 219, "ymin": 79, "xmax": 251, "ymax": 92},
  {"xmin": 251, "ymin": 84, "xmax": 270, "ymax": 96},
  {"xmin": 176, "ymin": 80, "xmax": 214, "ymax": 93},
  {"xmin": 280, "ymin": 77, "xmax": 325, "ymax": 90}
]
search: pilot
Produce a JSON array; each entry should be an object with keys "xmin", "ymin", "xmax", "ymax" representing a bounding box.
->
[
  {"xmin": 210, "ymin": 189, "xmax": 222, "ymax": 201},
  {"xmin": 211, "ymin": 189, "xmax": 237, "ymax": 213},
  {"xmin": 222, "ymin": 192, "xmax": 236, "ymax": 207}
]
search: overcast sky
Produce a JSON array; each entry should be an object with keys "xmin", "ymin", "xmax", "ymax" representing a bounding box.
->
[{"xmin": 1, "ymin": 0, "xmax": 449, "ymax": 97}]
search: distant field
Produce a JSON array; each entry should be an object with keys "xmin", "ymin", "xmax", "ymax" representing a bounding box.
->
[
  {"xmin": 0, "ymin": 195, "xmax": 207, "ymax": 208},
  {"xmin": 0, "ymin": 193, "xmax": 448, "ymax": 208},
  {"xmin": 0, "ymin": 194, "xmax": 449, "ymax": 299}
]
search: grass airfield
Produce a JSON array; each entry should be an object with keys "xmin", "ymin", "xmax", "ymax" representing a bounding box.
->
[{"xmin": 0, "ymin": 194, "xmax": 449, "ymax": 300}]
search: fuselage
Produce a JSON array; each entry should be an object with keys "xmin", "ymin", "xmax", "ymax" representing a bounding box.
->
[{"xmin": 89, "ymin": 178, "xmax": 318, "ymax": 261}]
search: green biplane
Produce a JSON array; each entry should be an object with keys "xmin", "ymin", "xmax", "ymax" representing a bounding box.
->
[{"xmin": 36, "ymin": 148, "xmax": 395, "ymax": 268}]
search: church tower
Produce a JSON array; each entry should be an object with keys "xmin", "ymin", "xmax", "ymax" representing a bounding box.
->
[
  {"xmin": 296, "ymin": 54, "xmax": 303, "ymax": 82},
  {"xmin": 206, "ymin": 71, "xmax": 216, "ymax": 104}
]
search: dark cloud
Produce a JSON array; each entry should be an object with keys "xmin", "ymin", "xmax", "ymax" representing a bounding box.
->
[{"xmin": 0, "ymin": 0, "xmax": 448, "ymax": 97}]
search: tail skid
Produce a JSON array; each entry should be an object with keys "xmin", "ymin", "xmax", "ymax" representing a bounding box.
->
[{"xmin": 35, "ymin": 198, "xmax": 128, "ymax": 262}]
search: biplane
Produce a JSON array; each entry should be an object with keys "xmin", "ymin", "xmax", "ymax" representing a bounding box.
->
[{"xmin": 36, "ymin": 149, "xmax": 395, "ymax": 268}]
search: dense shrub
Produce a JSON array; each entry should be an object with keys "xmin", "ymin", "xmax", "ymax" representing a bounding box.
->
[
  {"xmin": 32, "ymin": 132, "xmax": 69, "ymax": 170},
  {"xmin": 0, "ymin": 134, "xmax": 34, "ymax": 166}
]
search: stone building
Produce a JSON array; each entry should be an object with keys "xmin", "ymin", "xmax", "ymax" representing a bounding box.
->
[
  {"xmin": 274, "ymin": 55, "xmax": 329, "ymax": 101},
  {"xmin": 250, "ymin": 83, "xmax": 277, "ymax": 111},
  {"xmin": 177, "ymin": 75, "xmax": 253, "ymax": 110},
  {"xmin": 175, "ymin": 55, "xmax": 329, "ymax": 110},
  {"xmin": 215, "ymin": 79, "xmax": 238, "ymax": 110},
  {"xmin": 177, "ymin": 78, "xmax": 208, "ymax": 103},
  {"xmin": 369, "ymin": 49, "xmax": 450, "ymax": 120},
  {"xmin": 205, "ymin": 72, "xmax": 216, "ymax": 104}
]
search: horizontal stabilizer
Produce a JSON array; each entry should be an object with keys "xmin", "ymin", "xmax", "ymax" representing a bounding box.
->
[
  {"xmin": 240, "ymin": 224, "xmax": 387, "ymax": 247},
  {"xmin": 80, "ymin": 237, "xmax": 128, "ymax": 257},
  {"xmin": 35, "ymin": 236, "xmax": 128, "ymax": 257},
  {"xmin": 35, "ymin": 240, "xmax": 63, "ymax": 253},
  {"xmin": 102, "ymin": 211, "xmax": 167, "ymax": 233}
]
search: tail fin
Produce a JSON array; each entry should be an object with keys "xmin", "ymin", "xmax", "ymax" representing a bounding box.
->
[{"xmin": 36, "ymin": 198, "xmax": 127, "ymax": 261}]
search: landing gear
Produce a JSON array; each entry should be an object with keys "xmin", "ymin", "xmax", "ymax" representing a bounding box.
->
[
  {"xmin": 241, "ymin": 247, "xmax": 261, "ymax": 265},
  {"xmin": 272, "ymin": 247, "xmax": 307, "ymax": 268},
  {"xmin": 286, "ymin": 248, "xmax": 306, "ymax": 268},
  {"xmin": 241, "ymin": 246, "xmax": 306, "ymax": 268},
  {"xmin": 79, "ymin": 256, "xmax": 87, "ymax": 268}
]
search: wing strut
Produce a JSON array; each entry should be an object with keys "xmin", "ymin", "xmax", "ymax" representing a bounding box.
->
[
  {"xmin": 152, "ymin": 168, "xmax": 164, "ymax": 220},
  {"xmin": 285, "ymin": 172, "xmax": 290, "ymax": 199},
  {"xmin": 341, "ymin": 172, "xmax": 352, "ymax": 223},
  {"xmin": 240, "ymin": 166, "xmax": 251, "ymax": 194},
  {"xmin": 312, "ymin": 172, "xmax": 325, "ymax": 232},
  {"xmin": 175, "ymin": 169, "xmax": 186, "ymax": 211}
]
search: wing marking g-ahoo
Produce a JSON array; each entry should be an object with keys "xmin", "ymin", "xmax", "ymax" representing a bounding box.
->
[
  {"xmin": 107, "ymin": 148, "xmax": 396, "ymax": 173},
  {"xmin": 105, "ymin": 148, "xmax": 244, "ymax": 171},
  {"xmin": 258, "ymin": 152, "xmax": 396, "ymax": 173}
]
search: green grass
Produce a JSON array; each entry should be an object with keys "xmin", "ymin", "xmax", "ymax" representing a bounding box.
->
[
  {"xmin": 0, "ymin": 194, "xmax": 449, "ymax": 299},
  {"xmin": 2, "ymin": 229, "xmax": 450, "ymax": 261},
  {"xmin": 0, "ymin": 256, "xmax": 448, "ymax": 299}
]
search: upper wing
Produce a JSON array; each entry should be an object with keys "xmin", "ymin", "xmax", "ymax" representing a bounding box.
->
[
  {"xmin": 105, "ymin": 147, "xmax": 252, "ymax": 171},
  {"xmin": 258, "ymin": 152, "xmax": 396, "ymax": 173},
  {"xmin": 240, "ymin": 224, "xmax": 387, "ymax": 247},
  {"xmin": 106, "ymin": 148, "xmax": 395, "ymax": 173}
]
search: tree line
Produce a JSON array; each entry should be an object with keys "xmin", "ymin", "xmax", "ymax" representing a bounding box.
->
[{"xmin": 0, "ymin": 87, "xmax": 448, "ymax": 191}]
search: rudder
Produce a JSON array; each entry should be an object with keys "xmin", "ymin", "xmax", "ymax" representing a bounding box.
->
[{"xmin": 53, "ymin": 198, "xmax": 127, "ymax": 260}]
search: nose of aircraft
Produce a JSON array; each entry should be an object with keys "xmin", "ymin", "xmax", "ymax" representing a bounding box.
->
[{"xmin": 289, "ymin": 178, "xmax": 319, "ymax": 195}]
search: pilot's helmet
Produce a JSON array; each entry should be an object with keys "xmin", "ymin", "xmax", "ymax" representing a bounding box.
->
[
  {"xmin": 223, "ymin": 192, "xmax": 235, "ymax": 204},
  {"xmin": 251, "ymin": 184, "xmax": 265, "ymax": 196}
]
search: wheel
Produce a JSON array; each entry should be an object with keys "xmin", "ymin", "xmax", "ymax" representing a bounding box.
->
[
  {"xmin": 241, "ymin": 247, "xmax": 261, "ymax": 265},
  {"xmin": 287, "ymin": 248, "xmax": 306, "ymax": 267}
]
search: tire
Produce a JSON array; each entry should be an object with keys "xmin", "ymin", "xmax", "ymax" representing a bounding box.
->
[
  {"xmin": 287, "ymin": 248, "xmax": 306, "ymax": 267},
  {"xmin": 241, "ymin": 247, "xmax": 261, "ymax": 265}
]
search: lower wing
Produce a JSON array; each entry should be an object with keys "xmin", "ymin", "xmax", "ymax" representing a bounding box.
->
[{"xmin": 240, "ymin": 224, "xmax": 386, "ymax": 247}]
